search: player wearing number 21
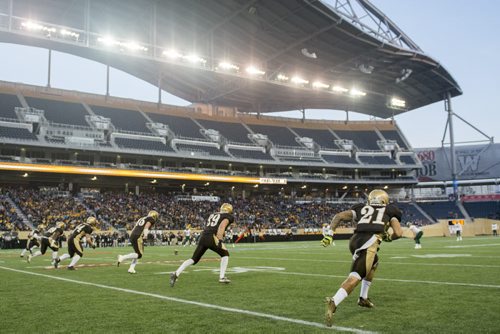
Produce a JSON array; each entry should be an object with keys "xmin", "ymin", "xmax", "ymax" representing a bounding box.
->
[
  {"xmin": 322, "ymin": 189, "xmax": 403, "ymax": 327},
  {"xmin": 170, "ymin": 203, "xmax": 235, "ymax": 287}
]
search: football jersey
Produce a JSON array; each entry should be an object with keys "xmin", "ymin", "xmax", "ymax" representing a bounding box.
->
[
  {"xmin": 70, "ymin": 223, "xmax": 93, "ymax": 239},
  {"xmin": 203, "ymin": 212, "xmax": 234, "ymax": 235},
  {"xmin": 28, "ymin": 229, "xmax": 40, "ymax": 239},
  {"xmin": 43, "ymin": 226, "xmax": 64, "ymax": 239},
  {"xmin": 351, "ymin": 203, "xmax": 402, "ymax": 233},
  {"xmin": 130, "ymin": 216, "xmax": 156, "ymax": 237}
]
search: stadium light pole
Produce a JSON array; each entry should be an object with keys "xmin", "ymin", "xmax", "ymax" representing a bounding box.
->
[
  {"xmin": 47, "ymin": 49, "xmax": 52, "ymax": 88},
  {"xmin": 445, "ymin": 91, "xmax": 458, "ymax": 198}
]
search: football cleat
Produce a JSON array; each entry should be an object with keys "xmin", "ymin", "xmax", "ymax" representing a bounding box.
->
[
  {"xmin": 325, "ymin": 297, "xmax": 337, "ymax": 327},
  {"xmin": 218, "ymin": 277, "xmax": 231, "ymax": 284},
  {"xmin": 53, "ymin": 258, "xmax": 60, "ymax": 269},
  {"xmin": 128, "ymin": 269, "xmax": 136, "ymax": 274},
  {"xmin": 358, "ymin": 297, "xmax": 375, "ymax": 308},
  {"xmin": 117, "ymin": 255, "xmax": 123, "ymax": 267},
  {"xmin": 67, "ymin": 266, "xmax": 76, "ymax": 271},
  {"xmin": 169, "ymin": 272, "xmax": 178, "ymax": 287}
]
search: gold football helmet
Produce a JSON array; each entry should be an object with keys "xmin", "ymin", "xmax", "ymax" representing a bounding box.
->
[
  {"xmin": 367, "ymin": 189, "xmax": 389, "ymax": 206},
  {"xmin": 220, "ymin": 203, "xmax": 233, "ymax": 214},
  {"xmin": 86, "ymin": 216, "xmax": 98, "ymax": 226},
  {"xmin": 148, "ymin": 210, "xmax": 159, "ymax": 221},
  {"xmin": 57, "ymin": 222, "xmax": 66, "ymax": 230}
]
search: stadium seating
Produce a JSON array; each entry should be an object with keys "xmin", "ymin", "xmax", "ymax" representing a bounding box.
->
[
  {"xmin": 25, "ymin": 97, "xmax": 90, "ymax": 126},
  {"xmin": 396, "ymin": 202, "xmax": 430, "ymax": 224},
  {"xmin": 321, "ymin": 155, "xmax": 358, "ymax": 165},
  {"xmin": 91, "ymin": 105, "xmax": 151, "ymax": 133},
  {"xmin": 0, "ymin": 126, "xmax": 37, "ymax": 140},
  {"xmin": 417, "ymin": 201, "xmax": 464, "ymax": 220},
  {"xmin": 175, "ymin": 143, "xmax": 228, "ymax": 157},
  {"xmin": 358, "ymin": 155, "xmax": 397, "ymax": 165},
  {"xmin": 333, "ymin": 130, "xmax": 381, "ymax": 151},
  {"xmin": 246, "ymin": 124, "xmax": 301, "ymax": 147},
  {"xmin": 291, "ymin": 127, "xmax": 337, "ymax": 149},
  {"xmin": 0, "ymin": 93, "xmax": 22, "ymax": 119},
  {"xmin": 379, "ymin": 130, "xmax": 409, "ymax": 149},
  {"xmin": 147, "ymin": 113, "xmax": 205, "ymax": 139},
  {"xmin": 114, "ymin": 137, "xmax": 173, "ymax": 152},
  {"xmin": 197, "ymin": 119, "xmax": 253, "ymax": 143},
  {"xmin": 227, "ymin": 148, "xmax": 274, "ymax": 160},
  {"xmin": 399, "ymin": 155, "xmax": 418, "ymax": 164},
  {"xmin": 463, "ymin": 201, "xmax": 500, "ymax": 219}
]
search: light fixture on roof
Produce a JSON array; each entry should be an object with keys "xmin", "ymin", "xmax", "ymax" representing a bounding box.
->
[
  {"xmin": 246, "ymin": 66, "xmax": 265, "ymax": 76},
  {"xmin": 349, "ymin": 88, "xmax": 366, "ymax": 97},
  {"xmin": 359, "ymin": 64, "xmax": 374, "ymax": 74},
  {"xmin": 97, "ymin": 36, "xmax": 116, "ymax": 47},
  {"xmin": 185, "ymin": 54, "xmax": 206, "ymax": 64},
  {"xmin": 389, "ymin": 97, "xmax": 406, "ymax": 109},
  {"xmin": 124, "ymin": 41, "xmax": 148, "ymax": 52},
  {"xmin": 312, "ymin": 81, "xmax": 329, "ymax": 89},
  {"xmin": 163, "ymin": 49, "xmax": 182, "ymax": 59},
  {"xmin": 291, "ymin": 76, "xmax": 309, "ymax": 85},
  {"xmin": 276, "ymin": 74, "xmax": 289, "ymax": 81},
  {"xmin": 218, "ymin": 61, "xmax": 239, "ymax": 71},
  {"xmin": 60, "ymin": 29, "xmax": 80, "ymax": 39},
  {"xmin": 21, "ymin": 21, "xmax": 56, "ymax": 34},
  {"xmin": 301, "ymin": 48, "xmax": 317, "ymax": 59},
  {"xmin": 395, "ymin": 68, "xmax": 413, "ymax": 83},
  {"xmin": 332, "ymin": 85, "xmax": 349, "ymax": 93}
]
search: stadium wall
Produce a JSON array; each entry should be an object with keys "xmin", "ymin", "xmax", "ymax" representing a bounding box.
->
[{"xmin": 421, "ymin": 218, "xmax": 499, "ymax": 237}]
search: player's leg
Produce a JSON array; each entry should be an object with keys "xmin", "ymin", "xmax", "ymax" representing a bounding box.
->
[
  {"xmin": 29, "ymin": 239, "xmax": 48, "ymax": 262},
  {"xmin": 209, "ymin": 236, "xmax": 231, "ymax": 283},
  {"xmin": 358, "ymin": 258, "xmax": 378, "ymax": 308},
  {"xmin": 128, "ymin": 237, "xmax": 143, "ymax": 274},
  {"xmin": 67, "ymin": 238, "xmax": 84, "ymax": 270},
  {"xmin": 171, "ymin": 237, "xmax": 208, "ymax": 287}
]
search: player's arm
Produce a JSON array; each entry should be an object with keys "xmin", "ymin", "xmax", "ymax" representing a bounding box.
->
[
  {"xmin": 330, "ymin": 210, "xmax": 354, "ymax": 232},
  {"xmin": 216, "ymin": 219, "xmax": 230, "ymax": 245},
  {"xmin": 388, "ymin": 217, "xmax": 404, "ymax": 241},
  {"xmin": 143, "ymin": 221, "xmax": 153, "ymax": 239},
  {"xmin": 87, "ymin": 234, "xmax": 96, "ymax": 248}
]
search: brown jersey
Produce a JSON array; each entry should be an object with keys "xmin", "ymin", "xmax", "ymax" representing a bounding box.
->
[{"xmin": 351, "ymin": 203, "xmax": 402, "ymax": 233}]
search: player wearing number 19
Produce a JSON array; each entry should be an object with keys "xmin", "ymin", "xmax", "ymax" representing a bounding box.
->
[
  {"xmin": 117, "ymin": 210, "xmax": 159, "ymax": 274},
  {"xmin": 323, "ymin": 189, "xmax": 403, "ymax": 327},
  {"xmin": 170, "ymin": 203, "xmax": 235, "ymax": 287}
]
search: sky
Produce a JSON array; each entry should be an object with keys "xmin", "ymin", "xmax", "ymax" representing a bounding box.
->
[{"xmin": 0, "ymin": 0, "xmax": 498, "ymax": 148}]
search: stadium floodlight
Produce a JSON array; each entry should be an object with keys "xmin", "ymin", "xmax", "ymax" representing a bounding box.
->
[
  {"xmin": 163, "ymin": 49, "xmax": 182, "ymax": 59},
  {"xmin": 60, "ymin": 29, "xmax": 80, "ymax": 39},
  {"xmin": 332, "ymin": 85, "xmax": 349, "ymax": 93},
  {"xmin": 218, "ymin": 62, "xmax": 239, "ymax": 71},
  {"xmin": 276, "ymin": 74, "xmax": 289, "ymax": 81},
  {"xmin": 389, "ymin": 97, "xmax": 406, "ymax": 108},
  {"xmin": 349, "ymin": 88, "xmax": 366, "ymax": 97},
  {"xmin": 312, "ymin": 81, "xmax": 329, "ymax": 89},
  {"xmin": 246, "ymin": 66, "xmax": 265, "ymax": 76},
  {"xmin": 291, "ymin": 76, "xmax": 309, "ymax": 85},
  {"xmin": 124, "ymin": 41, "xmax": 148, "ymax": 52},
  {"xmin": 184, "ymin": 54, "xmax": 206, "ymax": 64},
  {"xmin": 21, "ymin": 21, "xmax": 56, "ymax": 34},
  {"xmin": 97, "ymin": 36, "xmax": 117, "ymax": 47},
  {"xmin": 22, "ymin": 172, "xmax": 28, "ymax": 178}
]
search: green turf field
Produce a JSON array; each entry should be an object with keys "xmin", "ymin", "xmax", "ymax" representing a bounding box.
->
[{"xmin": 1, "ymin": 236, "xmax": 499, "ymax": 333}]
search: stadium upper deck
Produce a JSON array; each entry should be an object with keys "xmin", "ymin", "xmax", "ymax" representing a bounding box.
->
[{"xmin": 0, "ymin": 0, "xmax": 461, "ymax": 118}]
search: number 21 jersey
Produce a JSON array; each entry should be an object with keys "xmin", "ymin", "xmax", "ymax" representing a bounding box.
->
[{"xmin": 351, "ymin": 203, "xmax": 402, "ymax": 233}]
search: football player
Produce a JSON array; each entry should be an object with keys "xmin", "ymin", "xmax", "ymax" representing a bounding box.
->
[
  {"xmin": 55, "ymin": 217, "xmax": 98, "ymax": 270},
  {"xmin": 27, "ymin": 222, "xmax": 65, "ymax": 265},
  {"xmin": 322, "ymin": 189, "xmax": 403, "ymax": 327},
  {"xmin": 408, "ymin": 223, "xmax": 423, "ymax": 249},
  {"xmin": 20, "ymin": 227, "xmax": 41, "ymax": 258},
  {"xmin": 116, "ymin": 210, "xmax": 159, "ymax": 274},
  {"xmin": 182, "ymin": 224, "xmax": 192, "ymax": 247},
  {"xmin": 170, "ymin": 203, "xmax": 234, "ymax": 287}
]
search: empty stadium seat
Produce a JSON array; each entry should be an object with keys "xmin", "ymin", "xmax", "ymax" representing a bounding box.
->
[
  {"xmin": 322, "ymin": 155, "xmax": 358, "ymax": 165},
  {"xmin": 358, "ymin": 155, "xmax": 396, "ymax": 165},
  {"xmin": 227, "ymin": 148, "xmax": 273, "ymax": 160},
  {"xmin": 176, "ymin": 143, "xmax": 228, "ymax": 156},
  {"xmin": 379, "ymin": 130, "xmax": 409, "ymax": 149},
  {"xmin": 417, "ymin": 201, "xmax": 464, "ymax": 220},
  {"xmin": 91, "ymin": 105, "xmax": 151, "ymax": 133},
  {"xmin": 114, "ymin": 137, "xmax": 173, "ymax": 152},
  {"xmin": 292, "ymin": 128, "xmax": 337, "ymax": 149},
  {"xmin": 399, "ymin": 155, "xmax": 417, "ymax": 164},
  {"xmin": 0, "ymin": 126, "xmax": 37, "ymax": 140},
  {"xmin": 25, "ymin": 97, "xmax": 90, "ymax": 126},
  {"xmin": 147, "ymin": 113, "xmax": 205, "ymax": 139},
  {"xmin": 197, "ymin": 119, "xmax": 252, "ymax": 144},
  {"xmin": 247, "ymin": 124, "xmax": 301, "ymax": 147},
  {"xmin": 334, "ymin": 130, "xmax": 381, "ymax": 151},
  {"xmin": 463, "ymin": 201, "xmax": 500, "ymax": 219},
  {"xmin": 0, "ymin": 93, "xmax": 22, "ymax": 119}
]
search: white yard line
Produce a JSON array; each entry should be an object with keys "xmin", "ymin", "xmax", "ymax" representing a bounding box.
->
[
  {"xmin": 0, "ymin": 266, "xmax": 375, "ymax": 334},
  {"xmin": 237, "ymin": 256, "xmax": 500, "ymax": 268},
  {"xmin": 446, "ymin": 243, "xmax": 500, "ymax": 248}
]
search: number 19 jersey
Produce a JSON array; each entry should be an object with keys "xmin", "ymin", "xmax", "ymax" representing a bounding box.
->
[
  {"xmin": 203, "ymin": 212, "xmax": 235, "ymax": 235},
  {"xmin": 351, "ymin": 203, "xmax": 402, "ymax": 233}
]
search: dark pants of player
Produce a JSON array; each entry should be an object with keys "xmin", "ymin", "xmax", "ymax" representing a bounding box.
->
[
  {"xmin": 26, "ymin": 238, "xmax": 40, "ymax": 251},
  {"xmin": 349, "ymin": 232, "xmax": 381, "ymax": 279},
  {"xmin": 40, "ymin": 237, "xmax": 59, "ymax": 255},
  {"xmin": 494, "ymin": 230, "xmax": 498, "ymax": 236},
  {"xmin": 68, "ymin": 236, "xmax": 84, "ymax": 257},
  {"xmin": 130, "ymin": 234, "xmax": 144, "ymax": 259},
  {"xmin": 414, "ymin": 231, "xmax": 423, "ymax": 245},
  {"xmin": 191, "ymin": 233, "xmax": 229, "ymax": 264},
  {"xmin": 456, "ymin": 231, "xmax": 461, "ymax": 237}
]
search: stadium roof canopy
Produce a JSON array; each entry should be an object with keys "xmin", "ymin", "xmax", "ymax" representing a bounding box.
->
[{"xmin": 0, "ymin": 0, "xmax": 462, "ymax": 118}]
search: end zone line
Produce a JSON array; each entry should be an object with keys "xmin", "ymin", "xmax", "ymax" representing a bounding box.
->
[{"xmin": 0, "ymin": 266, "xmax": 375, "ymax": 334}]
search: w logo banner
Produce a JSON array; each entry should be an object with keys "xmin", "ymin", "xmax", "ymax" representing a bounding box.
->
[{"xmin": 457, "ymin": 154, "xmax": 480, "ymax": 173}]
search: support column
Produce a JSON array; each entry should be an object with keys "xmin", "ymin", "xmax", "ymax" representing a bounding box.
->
[
  {"xmin": 301, "ymin": 108, "xmax": 305, "ymax": 123},
  {"xmin": 158, "ymin": 72, "xmax": 162, "ymax": 105},
  {"xmin": 8, "ymin": 0, "xmax": 13, "ymax": 31},
  {"xmin": 47, "ymin": 49, "xmax": 52, "ymax": 88},
  {"xmin": 345, "ymin": 110, "xmax": 349, "ymax": 124},
  {"xmin": 135, "ymin": 185, "xmax": 140, "ymax": 196},
  {"xmin": 445, "ymin": 92, "xmax": 458, "ymax": 198},
  {"xmin": 106, "ymin": 64, "xmax": 110, "ymax": 97},
  {"xmin": 84, "ymin": 0, "xmax": 91, "ymax": 47}
]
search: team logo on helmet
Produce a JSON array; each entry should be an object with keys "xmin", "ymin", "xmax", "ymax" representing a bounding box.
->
[
  {"xmin": 367, "ymin": 189, "xmax": 389, "ymax": 206},
  {"xmin": 86, "ymin": 216, "xmax": 98, "ymax": 226},
  {"xmin": 220, "ymin": 203, "xmax": 233, "ymax": 214}
]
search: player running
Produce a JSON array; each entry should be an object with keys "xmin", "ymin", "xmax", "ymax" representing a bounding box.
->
[
  {"xmin": 27, "ymin": 222, "xmax": 65, "ymax": 266},
  {"xmin": 55, "ymin": 217, "xmax": 98, "ymax": 270},
  {"xmin": 408, "ymin": 223, "xmax": 423, "ymax": 249},
  {"xmin": 322, "ymin": 189, "xmax": 403, "ymax": 327},
  {"xmin": 20, "ymin": 227, "xmax": 41, "ymax": 258},
  {"xmin": 116, "ymin": 210, "xmax": 159, "ymax": 274},
  {"xmin": 170, "ymin": 203, "xmax": 235, "ymax": 286}
]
